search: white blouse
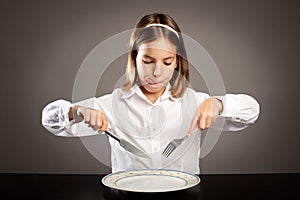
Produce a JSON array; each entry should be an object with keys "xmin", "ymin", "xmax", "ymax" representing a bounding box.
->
[{"xmin": 42, "ymin": 84, "xmax": 260, "ymax": 174}]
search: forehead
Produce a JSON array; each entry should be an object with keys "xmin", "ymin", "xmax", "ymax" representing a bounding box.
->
[{"xmin": 138, "ymin": 38, "xmax": 177, "ymax": 58}]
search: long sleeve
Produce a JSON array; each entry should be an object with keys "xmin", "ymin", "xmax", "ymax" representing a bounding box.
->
[
  {"xmin": 41, "ymin": 98, "xmax": 103, "ymax": 137},
  {"xmin": 41, "ymin": 99, "xmax": 74, "ymax": 136},
  {"xmin": 215, "ymin": 94, "xmax": 260, "ymax": 131}
]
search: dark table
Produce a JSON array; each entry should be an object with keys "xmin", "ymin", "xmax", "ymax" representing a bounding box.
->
[{"xmin": 1, "ymin": 173, "xmax": 299, "ymax": 200}]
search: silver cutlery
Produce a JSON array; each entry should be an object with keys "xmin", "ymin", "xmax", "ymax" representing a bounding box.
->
[
  {"xmin": 77, "ymin": 109, "xmax": 146, "ymax": 156},
  {"xmin": 104, "ymin": 130, "xmax": 146, "ymax": 156},
  {"xmin": 162, "ymin": 135, "xmax": 188, "ymax": 158}
]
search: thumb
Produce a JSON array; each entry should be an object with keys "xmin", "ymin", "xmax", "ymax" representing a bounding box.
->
[
  {"xmin": 77, "ymin": 107, "xmax": 84, "ymax": 117},
  {"xmin": 74, "ymin": 106, "xmax": 85, "ymax": 122}
]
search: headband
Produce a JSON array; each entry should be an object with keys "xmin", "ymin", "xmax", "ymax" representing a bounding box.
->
[{"xmin": 145, "ymin": 23, "xmax": 180, "ymax": 39}]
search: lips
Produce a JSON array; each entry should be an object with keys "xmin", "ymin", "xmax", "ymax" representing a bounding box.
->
[{"xmin": 145, "ymin": 78, "xmax": 159, "ymax": 85}]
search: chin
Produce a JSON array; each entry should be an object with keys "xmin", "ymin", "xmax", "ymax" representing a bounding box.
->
[{"xmin": 145, "ymin": 84, "xmax": 165, "ymax": 93}]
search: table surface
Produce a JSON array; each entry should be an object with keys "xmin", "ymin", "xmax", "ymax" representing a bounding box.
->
[{"xmin": 0, "ymin": 173, "xmax": 299, "ymax": 200}]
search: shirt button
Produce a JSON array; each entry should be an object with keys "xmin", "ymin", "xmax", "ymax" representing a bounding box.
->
[{"xmin": 235, "ymin": 117, "xmax": 241, "ymax": 122}]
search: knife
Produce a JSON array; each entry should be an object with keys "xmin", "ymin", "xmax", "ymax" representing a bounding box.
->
[
  {"xmin": 76, "ymin": 108, "xmax": 146, "ymax": 157},
  {"xmin": 104, "ymin": 130, "xmax": 147, "ymax": 157}
]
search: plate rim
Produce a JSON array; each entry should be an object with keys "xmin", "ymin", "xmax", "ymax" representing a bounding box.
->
[{"xmin": 101, "ymin": 168, "xmax": 200, "ymax": 193}]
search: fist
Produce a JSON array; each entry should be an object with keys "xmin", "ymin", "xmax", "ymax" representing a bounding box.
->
[
  {"xmin": 71, "ymin": 106, "xmax": 108, "ymax": 133},
  {"xmin": 187, "ymin": 98, "xmax": 223, "ymax": 136}
]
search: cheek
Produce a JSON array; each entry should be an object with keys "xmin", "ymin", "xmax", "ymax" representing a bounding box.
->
[
  {"xmin": 136, "ymin": 56, "xmax": 147, "ymax": 76},
  {"xmin": 162, "ymin": 67, "xmax": 175, "ymax": 78},
  {"xmin": 137, "ymin": 63, "xmax": 155, "ymax": 76},
  {"xmin": 136, "ymin": 66, "xmax": 149, "ymax": 82},
  {"xmin": 136, "ymin": 67, "xmax": 142, "ymax": 77}
]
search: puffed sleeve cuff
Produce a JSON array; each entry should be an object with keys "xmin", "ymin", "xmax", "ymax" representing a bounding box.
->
[
  {"xmin": 41, "ymin": 99, "xmax": 73, "ymax": 131},
  {"xmin": 213, "ymin": 94, "xmax": 260, "ymax": 124}
]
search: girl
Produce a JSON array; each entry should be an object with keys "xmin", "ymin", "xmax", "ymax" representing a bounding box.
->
[{"xmin": 42, "ymin": 13, "xmax": 260, "ymax": 174}]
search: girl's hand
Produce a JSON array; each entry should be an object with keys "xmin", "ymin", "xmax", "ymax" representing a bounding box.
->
[
  {"xmin": 187, "ymin": 98, "xmax": 223, "ymax": 136},
  {"xmin": 70, "ymin": 106, "xmax": 109, "ymax": 133}
]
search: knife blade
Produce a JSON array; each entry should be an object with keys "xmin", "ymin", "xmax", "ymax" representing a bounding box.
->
[{"xmin": 104, "ymin": 130, "xmax": 147, "ymax": 157}]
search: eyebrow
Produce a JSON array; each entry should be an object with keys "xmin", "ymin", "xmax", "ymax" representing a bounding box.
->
[{"xmin": 143, "ymin": 55, "xmax": 175, "ymax": 61}]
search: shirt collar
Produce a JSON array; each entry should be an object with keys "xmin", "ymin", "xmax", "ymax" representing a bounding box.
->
[
  {"xmin": 120, "ymin": 84, "xmax": 140, "ymax": 99},
  {"xmin": 120, "ymin": 83, "xmax": 182, "ymax": 102},
  {"xmin": 162, "ymin": 83, "xmax": 183, "ymax": 102}
]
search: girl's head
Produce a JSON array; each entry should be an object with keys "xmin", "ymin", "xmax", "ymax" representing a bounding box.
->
[{"xmin": 122, "ymin": 13, "xmax": 189, "ymax": 98}]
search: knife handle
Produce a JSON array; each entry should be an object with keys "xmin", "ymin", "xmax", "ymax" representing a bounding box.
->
[{"xmin": 104, "ymin": 130, "xmax": 120, "ymax": 143}]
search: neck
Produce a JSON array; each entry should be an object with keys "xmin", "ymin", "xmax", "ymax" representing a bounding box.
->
[{"xmin": 140, "ymin": 86, "xmax": 166, "ymax": 104}]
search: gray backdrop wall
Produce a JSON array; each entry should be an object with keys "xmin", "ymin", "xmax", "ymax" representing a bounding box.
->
[{"xmin": 1, "ymin": 0, "xmax": 299, "ymax": 174}]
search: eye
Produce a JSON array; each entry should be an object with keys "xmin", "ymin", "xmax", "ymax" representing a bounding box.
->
[
  {"xmin": 164, "ymin": 62, "xmax": 172, "ymax": 66},
  {"xmin": 143, "ymin": 60, "xmax": 154, "ymax": 64}
]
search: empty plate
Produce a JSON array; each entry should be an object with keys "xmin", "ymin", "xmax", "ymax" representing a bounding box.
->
[{"xmin": 101, "ymin": 169, "xmax": 200, "ymax": 193}]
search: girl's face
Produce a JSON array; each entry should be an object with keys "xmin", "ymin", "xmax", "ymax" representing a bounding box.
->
[{"xmin": 136, "ymin": 38, "xmax": 177, "ymax": 98}]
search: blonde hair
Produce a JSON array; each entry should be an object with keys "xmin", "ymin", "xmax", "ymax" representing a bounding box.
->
[{"xmin": 122, "ymin": 13, "xmax": 189, "ymax": 98}]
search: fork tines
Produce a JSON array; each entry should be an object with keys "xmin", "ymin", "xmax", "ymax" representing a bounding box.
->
[{"xmin": 162, "ymin": 143, "xmax": 176, "ymax": 158}]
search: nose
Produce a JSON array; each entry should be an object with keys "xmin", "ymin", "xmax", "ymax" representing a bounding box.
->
[{"xmin": 153, "ymin": 64, "xmax": 162, "ymax": 77}]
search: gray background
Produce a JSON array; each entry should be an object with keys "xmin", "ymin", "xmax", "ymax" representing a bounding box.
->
[{"xmin": 1, "ymin": 0, "xmax": 299, "ymax": 174}]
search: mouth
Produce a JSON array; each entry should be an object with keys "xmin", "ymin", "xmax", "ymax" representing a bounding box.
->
[{"xmin": 145, "ymin": 78, "xmax": 160, "ymax": 85}]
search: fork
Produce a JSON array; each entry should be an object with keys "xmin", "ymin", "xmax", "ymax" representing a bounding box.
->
[{"xmin": 162, "ymin": 135, "xmax": 188, "ymax": 158}]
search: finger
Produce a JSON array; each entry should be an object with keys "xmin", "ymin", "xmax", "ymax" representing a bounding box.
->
[
  {"xmin": 92, "ymin": 117, "xmax": 100, "ymax": 131},
  {"xmin": 90, "ymin": 111, "xmax": 96, "ymax": 127},
  {"xmin": 199, "ymin": 113, "xmax": 206, "ymax": 130},
  {"xmin": 84, "ymin": 109, "xmax": 90, "ymax": 123},
  {"xmin": 95, "ymin": 112, "xmax": 102, "ymax": 131},
  {"xmin": 187, "ymin": 109, "xmax": 200, "ymax": 136},
  {"xmin": 100, "ymin": 115, "xmax": 108, "ymax": 133},
  {"xmin": 206, "ymin": 115, "xmax": 212, "ymax": 129}
]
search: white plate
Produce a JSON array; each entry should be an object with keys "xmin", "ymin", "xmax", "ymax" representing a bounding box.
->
[{"xmin": 101, "ymin": 169, "xmax": 200, "ymax": 193}]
